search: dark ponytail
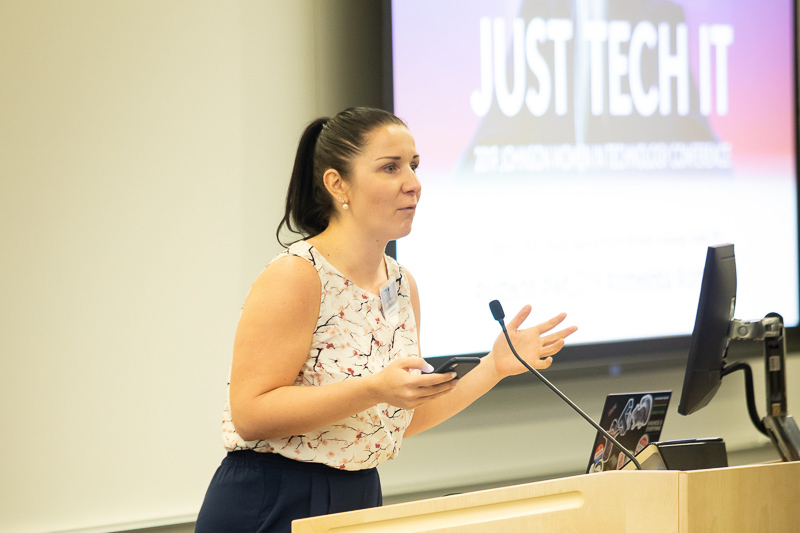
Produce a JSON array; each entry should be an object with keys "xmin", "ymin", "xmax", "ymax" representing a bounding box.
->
[
  {"xmin": 277, "ymin": 118, "xmax": 330, "ymax": 246},
  {"xmin": 277, "ymin": 107, "xmax": 407, "ymax": 247}
]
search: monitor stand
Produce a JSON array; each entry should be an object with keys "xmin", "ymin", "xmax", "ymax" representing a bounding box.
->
[
  {"xmin": 725, "ymin": 314, "xmax": 800, "ymax": 462},
  {"xmin": 763, "ymin": 416, "xmax": 800, "ymax": 461}
]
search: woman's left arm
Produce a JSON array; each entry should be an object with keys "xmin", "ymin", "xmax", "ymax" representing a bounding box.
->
[{"xmin": 403, "ymin": 271, "xmax": 578, "ymax": 437}]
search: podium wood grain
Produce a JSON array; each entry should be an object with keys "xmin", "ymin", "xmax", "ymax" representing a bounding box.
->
[{"xmin": 293, "ymin": 462, "xmax": 800, "ymax": 533}]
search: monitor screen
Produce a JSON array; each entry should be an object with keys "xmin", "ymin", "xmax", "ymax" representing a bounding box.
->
[
  {"xmin": 677, "ymin": 244, "xmax": 737, "ymax": 415},
  {"xmin": 388, "ymin": 0, "xmax": 798, "ymax": 360}
]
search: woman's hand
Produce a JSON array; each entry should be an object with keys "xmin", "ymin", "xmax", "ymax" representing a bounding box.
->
[
  {"xmin": 369, "ymin": 357, "xmax": 459, "ymax": 409},
  {"xmin": 486, "ymin": 305, "xmax": 577, "ymax": 380}
]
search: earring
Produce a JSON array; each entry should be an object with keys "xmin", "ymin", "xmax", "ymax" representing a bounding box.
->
[{"xmin": 339, "ymin": 197, "xmax": 349, "ymax": 210}]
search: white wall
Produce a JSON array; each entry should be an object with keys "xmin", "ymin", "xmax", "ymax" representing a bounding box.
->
[
  {"xmin": 0, "ymin": 2, "xmax": 318, "ymax": 531},
  {"xmin": 0, "ymin": 2, "xmax": 797, "ymax": 533}
]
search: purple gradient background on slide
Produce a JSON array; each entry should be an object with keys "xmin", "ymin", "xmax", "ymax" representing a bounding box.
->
[{"xmin": 392, "ymin": 0, "xmax": 794, "ymax": 176}]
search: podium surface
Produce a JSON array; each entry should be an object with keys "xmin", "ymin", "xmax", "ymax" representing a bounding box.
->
[{"xmin": 293, "ymin": 462, "xmax": 800, "ymax": 532}]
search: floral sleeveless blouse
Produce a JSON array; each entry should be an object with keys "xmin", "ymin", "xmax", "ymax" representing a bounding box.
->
[{"xmin": 221, "ymin": 241, "xmax": 419, "ymax": 470}]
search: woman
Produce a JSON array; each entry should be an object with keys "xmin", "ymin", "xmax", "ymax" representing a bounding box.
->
[{"xmin": 196, "ymin": 107, "xmax": 576, "ymax": 532}]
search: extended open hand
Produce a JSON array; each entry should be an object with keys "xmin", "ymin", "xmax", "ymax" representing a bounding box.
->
[{"xmin": 487, "ymin": 305, "xmax": 578, "ymax": 379}]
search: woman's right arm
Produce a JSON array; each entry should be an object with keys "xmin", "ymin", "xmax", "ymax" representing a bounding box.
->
[{"xmin": 228, "ymin": 256, "xmax": 455, "ymax": 442}]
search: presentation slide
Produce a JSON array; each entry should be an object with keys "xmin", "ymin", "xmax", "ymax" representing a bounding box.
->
[{"xmin": 391, "ymin": 0, "xmax": 798, "ymax": 358}]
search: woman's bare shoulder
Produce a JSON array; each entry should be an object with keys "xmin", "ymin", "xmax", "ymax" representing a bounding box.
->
[{"xmin": 244, "ymin": 254, "xmax": 321, "ymax": 319}]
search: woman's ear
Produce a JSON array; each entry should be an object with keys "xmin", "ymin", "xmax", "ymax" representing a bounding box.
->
[{"xmin": 323, "ymin": 168, "xmax": 350, "ymax": 205}]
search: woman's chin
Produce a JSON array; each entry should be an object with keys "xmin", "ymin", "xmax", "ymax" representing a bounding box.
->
[{"xmin": 391, "ymin": 224, "xmax": 414, "ymax": 242}]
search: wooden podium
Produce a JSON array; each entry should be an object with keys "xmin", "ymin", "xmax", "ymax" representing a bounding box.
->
[{"xmin": 293, "ymin": 462, "xmax": 800, "ymax": 532}]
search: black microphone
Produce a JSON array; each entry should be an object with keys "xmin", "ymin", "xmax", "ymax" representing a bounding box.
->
[{"xmin": 489, "ymin": 300, "xmax": 642, "ymax": 470}]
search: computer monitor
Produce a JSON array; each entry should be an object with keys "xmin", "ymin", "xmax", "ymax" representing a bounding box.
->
[{"xmin": 677, "ymin": 244, "xmax": 737, "ymax": 416}]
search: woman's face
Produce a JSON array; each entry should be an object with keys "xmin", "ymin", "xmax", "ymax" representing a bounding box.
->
[{"xmin": 343, "ymin": 123, "xmax": 421, "ymax": 242}]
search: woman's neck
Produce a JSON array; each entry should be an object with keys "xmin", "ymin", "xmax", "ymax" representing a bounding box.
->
[{"xmin": 308, "ymin": 225, "xmax": 389, "ymax": 293}]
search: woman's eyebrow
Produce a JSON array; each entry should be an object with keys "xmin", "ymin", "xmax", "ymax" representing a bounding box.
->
[{"xmin": 374, "ymin": 155, "xmax": 420, "ymax": 161}]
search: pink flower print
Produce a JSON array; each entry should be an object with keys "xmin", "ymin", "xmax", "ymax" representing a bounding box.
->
[
  {"xmin": 347, "ymin": 368, "xmax": 355, "ymax": 375},
  {"xmin": 339, "ymin": 311, "xmax": 345, "ymax": 318},
  {"xmin": 326, "ymin": 343, "xmax": 334, "ymax": 349},
  {"xmin": 362, "ymin": 294, "xmax": 368, "ymax": 299},
  {"xmin": 401, "ymin": 324, "xmax": 406, "ymax": 330}
]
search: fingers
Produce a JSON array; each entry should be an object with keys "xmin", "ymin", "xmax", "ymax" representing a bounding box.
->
[
  {"xmin": 507, "ymin": 306, "xmax": 570, "ymax": 336},
  {"xmin": 491, "ymin": 308, "xmax": 577, "ymax": 378},
  {"xmin": 393, "ymin": 356, "xmax": 435, "ymax": 373},
  {"xmin": 521, "ymin": 318, "xmax": 576, "ymax": 362},
  {"xmin": 399, "ymin": 374, "xmax": 459, "ymax": 408},
  {"xmin": 399, "ymin": 358, "xmax": 459, "ymax": 390},
  {"xmin": 539, "ymin": 338, "xmax": 565, "ymax": 357},
  {"xmin": 395, "ymin": 357, "xmax": 458, "ymax": 384},
  {"xmin": 506, "ymin": 305, "xmax": 532, "ymax": 331},
  {"xmin": 534, "ymin": 312, "xmax": 569, "ymax": 334},
  {"xmin": 419, "ymin": 386, "xmax": 457, "ymax": 403},
  {"xmin": 417, "ymin": 371, "xmax": 458, "ymax": 386},
  {"xmin": 505, "ymin": 307, "xmax": 577, "ymax": 355},
  {"xmin": 419, "ymin": 375, "xmax": 460, "ymax": 399},
  {"xmin": 536, "ymin": 326, "xmax": 577, "ymax": 361},
  {"xmin": 375, "ymin": 357, "xmax": 463, "ymax": 409},
  {"xmin": 540, "ymin": 325, "xmax": 578, "ymax": 347}
]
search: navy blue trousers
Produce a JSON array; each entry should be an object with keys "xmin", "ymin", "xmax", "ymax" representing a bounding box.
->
[{"xmin": 195, "ymin": 451, "xmax": 382, "ymax": 533}]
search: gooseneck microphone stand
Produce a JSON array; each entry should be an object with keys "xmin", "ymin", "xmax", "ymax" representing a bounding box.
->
[{"xmin": 489, "ymin": 300, "xmax": 642, "ymax": 470}]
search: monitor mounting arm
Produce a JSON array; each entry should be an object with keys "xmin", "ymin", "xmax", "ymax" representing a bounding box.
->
[{"xmin": 724, "ymin": 314, "xmax": 800, "ymax": 461}]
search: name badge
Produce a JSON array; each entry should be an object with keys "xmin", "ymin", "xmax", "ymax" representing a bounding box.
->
[{"xmin": 379, "ymin": 277, "xmax": 399, "ymax": 326}]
